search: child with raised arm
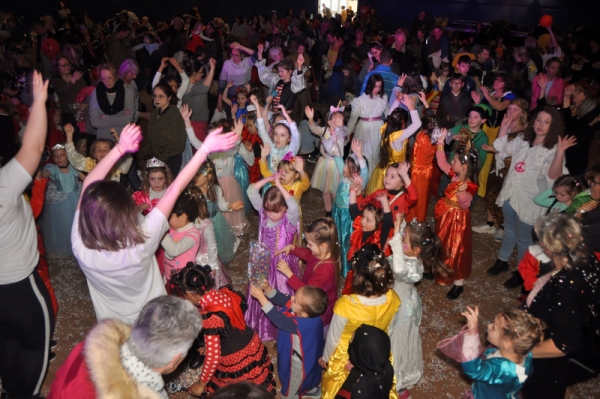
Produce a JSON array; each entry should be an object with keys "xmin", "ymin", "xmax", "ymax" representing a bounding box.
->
[
  {"xmin": 245, "ymin": 175, "xmax": 301, "ymax": 341},
  {"xmin": 251, "ymin": 95, "xmax": 301, "ymax": 175},
  {"xmin": 250, "ymin": 282, "xmax": 327, "ymax": 399},
  {"xmin": 255, "ymin": 51, "xmax": 305, "ymax": 112},
  {"xmin": 72, "ymin": 123, "xmax": 238, "ymax": 323},
  {"xmin": 437, "ymin": 306, "xmax": 544, "ymax": 399}
]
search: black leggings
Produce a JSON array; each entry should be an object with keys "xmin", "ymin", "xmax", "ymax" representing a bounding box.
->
[{"xmin": 0, "ymin": 272, "xmax": 55, "ymax": 398}]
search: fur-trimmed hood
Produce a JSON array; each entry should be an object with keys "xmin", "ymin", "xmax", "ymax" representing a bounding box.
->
[{"xmin": 84, "ymin": 319, "xmax": 163, "ymax": 399}]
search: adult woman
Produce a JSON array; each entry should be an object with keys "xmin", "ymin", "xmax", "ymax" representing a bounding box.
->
[
  {"xmin": 487, "ymin": 106, "xmax": 575, "ymax": 286},
  {"xmin": 560, "ymin": 80, "xmax": 600, "ymax": 175},
  {"xmin": 473, "ymin": 99, "xmax": 529, "ymax": 242},
  {"xmin": 51, "ymin": 55, "xmax": 87, "ymax": 127},
  {"xmin": 530, "ymin": 57, "xmax": 565, "ymax": 110},
  {"xmin": 89, "ymin": 63, "xmax": 138, "ymax": 141},
  {"xmin": 471, "ymin": 73, "xmax": 516, "ymax": 197},
  {"xmin": 183, "ymin": 59, "xmax": 217, "ymax": 142},
  {"xmin": 348, "ymin": 28, "xmax": 369, "ymax": 69},
  {"xmin": 521, "ymin": 214, "xmax": 600, "ymax": 399},
  {"xmin": 219, "ymin": 42, "xmax": 255, "ymax": 99},
  {"xmin": 139, "ymin": 83, "xmax": 186, "ymax": 176},
  {"xmin": 347, "ymin": 74, "xmax": 389, "ymax": 178}
]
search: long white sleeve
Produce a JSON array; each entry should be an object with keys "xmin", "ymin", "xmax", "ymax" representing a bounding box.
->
[
  {"xmin": 186, "ymin": 127, "xmax": 203, "ymax": 150},
  {"xmin": 322, "ymin": 314, "xmax": 348, "ymax": 362},
  {"xmin": 390, "ymin": 109, "xmax": 422, "ymax": 151}
]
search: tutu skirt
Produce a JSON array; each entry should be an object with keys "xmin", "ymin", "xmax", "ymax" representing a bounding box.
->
[
  {"xmin": 218, "ymin": 176, "xmax": 247, "ymax": 236},
  {"xmin": 311, "ymin": 155, "xmax": 340, "ymax": 193}
]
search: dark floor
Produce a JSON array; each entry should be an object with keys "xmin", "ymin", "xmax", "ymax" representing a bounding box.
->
[{"xmin": 33, "ymin": 165, "xmax": 600, "ymax": 398}]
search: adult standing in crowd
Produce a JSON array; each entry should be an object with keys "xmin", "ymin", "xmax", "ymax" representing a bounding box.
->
[
  {"xmin": 0, "ymin": 71, "xmax": 54, "ymax": 399},
  {"xmin": 51, "ymin": 54, "xmax": 87, "ymax": 129},
  {"xmin": 89, "ymin": 63, "xmax": 138, "ymax": 141}
]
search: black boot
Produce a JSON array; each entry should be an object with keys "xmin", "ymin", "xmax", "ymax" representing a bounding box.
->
[
  {"xmin": 325, "ymin": 211, "xmax": 332, "ymax": 217},
  {"xmin": 422, "ymin": 271, "xmax": 434, "ymax": 280},
  {"xmin": 446, "ymin": 285, "xmax": 464, "ymax": 300},
  {"xmin": 503, "ymin": 271, "xmax": 524, "ymax": 289},
  {"xmin": 486, "ymin": 259, "xmax": 509, "ymax": 276}
]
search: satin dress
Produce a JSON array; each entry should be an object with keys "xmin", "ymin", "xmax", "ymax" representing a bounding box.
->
[{"xmin": 406, "ymin": 131, "xmax": 437, "ymax": 222}]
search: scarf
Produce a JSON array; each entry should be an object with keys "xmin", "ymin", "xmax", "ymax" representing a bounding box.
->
[
  {"xmin": 95, "ymin": 80, "xmax": 125, "ymax": 115},
  {"xmin": 348, "ymin": 216, "xmax": 382, "ymax": 261},
  {"xmin": 199, "ymin": 287, "xmax": 246, "ymax": 331},
  {"xmin": 120, "ymin": 342, "xmax": 168, "ymax": 399}
]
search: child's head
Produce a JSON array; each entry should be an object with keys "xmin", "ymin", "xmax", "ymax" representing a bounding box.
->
[
  {"xmin": 236, "ymin": 87, "xmax": 248, "ymax": 107},
  {"xmin": 451, "ymin": 147, "xmax": 479, "ymax": 184},
  {"xmin": 466, "ymin": 106, "xmax": 488, "ymax": 131},
  {"xmin": 585, "ymin": 164, "xmax": 600, "ymax": 201},
  {"xmin": 524, "ymin": 106, "xmax": 564, "ymax": 150},
  {"xmin": 350, "ymin": 244, "xmax": 394, "ymax": 296},
  {"xmin": 277, "ymin": 58, "xmax": 295, "ymax": 82},
  {"xmin": 170, "ymin": 263, "xmax": 215, "ymax": 302},
  {"xmin": 263, "ymin": 185, "xmax": 288, "ymax": 222},
  {"xmin": 79, "ymin": 181, "xmax": 147, "ymax": 251},
  {"xmin": 51, "ymin": 143, "xmax": 68, "ymax": 167},
  {"xmin": 421, "ymin": 115, "xmax": 441, "ymax": 138},
  {"xmin": 487, "ymin": 309, "xmax": 545, "ymax": 356},
  {"xmin": 244, "ymin": 112, "xmax": 258, "ymax": 133},
  {"xmin": 328, "ymin": 109, "xmax": 344, "ymax": 128},
  {"xmin": 169, "ymin": 191, "xmax": 200, "ymax": 230},
  {"xmin": 343, "ymin": 153, "xmax": 361, "ymax": 178},
  {"xmin": 552, "ymin": 175, "xmax": 581, "ymax": 206},
  {"xmin": 193, "ymin": 160, "xmax": 219, "ymax": 202},
  {"xmin": 456, "ymin": 55, "xmax": 472, "ymax": 75},
  {"xmin": 277, "ymin": 154, "xmax": 300, "ymax": 185},
  {"xmin": 273, "ymin": 120, "xmax": 292, "ymax": 149},
  {"xmin": 404, "ymin": 219, "xmax": 449, "ymax": 276},
  {"xmin": 361, "ymin": 201, "xmax": 384, "ymax": 233},
  {"xmin": 305, "ymin": 217, "xmax": 340, "ymax": 262},
  {"xmin": 365, "ymin": 74, "xmax": 384, "ymax": 98},
  {"xmin": 90, "ymin": 139, "xmax": 114, "ymax": 162},
  {"xmin": 142, "ymin": 157, "xmax": 172, "ymax": 194},
  {"xmin": 383, "ymin": 163, "xmax": 406, "ymax": 191},
  {"xmin": 449, "ymin": 73, "xmax": 464, "ymax": 94},
  {"xmin": 290, "ymin": 286, "xmax": 328, "ymax": 318},
  {"xmin": 187, "ymin": 186, "xmax": 210, "ymax": 220}
]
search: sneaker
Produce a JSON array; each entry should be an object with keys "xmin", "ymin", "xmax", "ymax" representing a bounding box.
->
[
  {"xmin": 493, "ymin": 228, "xmax": 504, "ymax": 242},
  {"xmin": 503, "ymin": 271, "xmax": 524, "ymax": 289},
  {"xmin": 486, "ymin": 259, "xmax": 509, "ymax": 276},
  {"xmin": 472, "ymin": 223, "xmax": 496, "ymax": 234},
  {"xmin": 304, "ymin": 386, "xmax": 322, "ymax": 398}
]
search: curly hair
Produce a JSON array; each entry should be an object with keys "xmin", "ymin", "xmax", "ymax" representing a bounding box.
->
[
  {"xmin": 534, "ymin": 213, "xmax": 589, "ymax": 270},
  {"xmin": 497, "ymin": 309, "xmax": 545, "ymax": 356},
  {"xmin": 350, "ymin": 244, "xmax": 394, "ymax": 297}
]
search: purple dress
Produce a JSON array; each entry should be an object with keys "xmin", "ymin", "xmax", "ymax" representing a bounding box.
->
[{"xmin": 245, "ymin": 209, "xmax": 299, "ymax": 341}]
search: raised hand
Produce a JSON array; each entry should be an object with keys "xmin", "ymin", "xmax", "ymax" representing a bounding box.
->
[
  {"xmin": 304, "ymin": 105, "xmax": 315, "ymax": 120},
  {"xmin": 64, "ymin": 123, "xmax": 75, "ymax": 141},
  {"xmin": 564, "ymin": 84, "xmax": 575, "ymax": 97},
  {"xmin": 225, "ymin": 80, "xmax": 234, "ymax": 89},
  {"xmin": 208, "ymin": 58, "xmax": 216, "ymax": 69},
  {"xmin": 159, "ymin": 57, "xmax": 169, "ymax": 71},
  {"xmin": 233, "ymin": 116, "xmax": 244, "ymax": 136},
  {"xmin": 275, "ymin": 244, "xmax": 295, "ymax": 256},
  {"xmin": 110, "ymin": 127, "xmax": 119, "ymax": 142},
  {"xmin": 461, "ymin": 305, "xmax": 479, "ymax": 332},
  {"xmin": 32, "ymin": 70, "xmax": 49, "ymax": 103},
  {"xmin": 393, "ymin": 212, "xmax": 405, "ymax": 236},
  {"xmin": 398, "ymin": 161, "xmax": 410, "ymax": 176},
  {"xmin": 480, "ymin": 86, "xmax": 489, "ymax": 98},
  {"xmin": 557, "ymin": 135, "xmax": 577, "ymax": 152},
  {"xmin": 260, "ymin": 142, "xmax": 271, "ymax": 159},
  {"xmin": 293, "ymin": 156, "xmax": 305, "ymax": 173},
  {"xmin": 350, "ymin": 174, "xmax": 363, "ymax": 192},
  {"xmin": 471, "ymin": 91, "xmax": 481, "ymax": 104},
  {"xmin": 400, "ymin": 93, "xmax": 415, "ymax": 111},
  {"xmin": 537, "ymin": 73, "xmax": 548, "ymax": 89},
  {"xmin": 437, "ymin": 128, "xmax": 448, "ymax": 146},
  {"xmin": 117, "ymin": 124, "xmax": 142, "ymax": 153},
  {"xmin": 202, "ymin": 127, "xmax": 239, "ymax": 154},
  {"xmin": 418, "ymin": 91, "xmax": 429, "ymax": 107},
  {"xmin": 229, "ymin": 201, "xmax": 244, "ymax": 211},
  {"xmin": 351, "ymin": 139, "xmax": 363, "ymax": 159},
  {"xmin": 71, "ymin": 70, "xmax": 84, "ymax": 83},
  {"xmin": 397, "ymin": 73, "xmax": 407, "ymax": 87},
  {"xmin": 180, "ymin": 104, "xmax": 193, "ymax": 121}
]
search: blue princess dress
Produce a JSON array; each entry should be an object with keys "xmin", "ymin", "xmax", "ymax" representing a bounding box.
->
[
  {"xmin": 332, "ymin": 157, "xmax": 368, "ymax": 277},
  {"xmin": 205, "ymin": 186, "xmax": 238, "ymax": 265},
  {"xmin": 40, "ymin": 164, "xmax": 81, "ymax": 256},
  {"xmin": 233, "ymin": 153, "xmax": 251, "ymax": 215}
]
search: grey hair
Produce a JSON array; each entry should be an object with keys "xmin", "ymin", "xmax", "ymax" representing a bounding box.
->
[
  {"xmin": 576, "ymin": 98, "xmax": 597, "ymax": 119},
  {"xmin": 127, "ymin": 296, "xmax": 202, "ymax": 368},
  {"xmin": 268, "ymin": 46, "xmax": 283, "ymax": 58}
]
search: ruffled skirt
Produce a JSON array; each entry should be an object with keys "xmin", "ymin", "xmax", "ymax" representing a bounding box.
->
[
  {"xmin": 210, "ymin": 211, "xmax": 237, "ymax": 265},
  {"xmin": 311, "ymin": 155, "xmax": 341, "ymax": 193},
  {"xmin": 218, "ymin": 176, "xmax": 247, "ymax": 236}
]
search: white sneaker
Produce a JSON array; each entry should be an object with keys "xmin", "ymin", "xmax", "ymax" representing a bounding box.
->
[
  {"xmin": 494, "ymin": 228, "xmax": 504, "ymax": 242},
  {"xmin": 472, "ymin": 223, "xmax": 496, "ymax": 234}
]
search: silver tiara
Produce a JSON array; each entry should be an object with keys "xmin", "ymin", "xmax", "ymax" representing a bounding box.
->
[{"xmin": 146, "ymin": 157, "xmax": 166, "ymax": 169}]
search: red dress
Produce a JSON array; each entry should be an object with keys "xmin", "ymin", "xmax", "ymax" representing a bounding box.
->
[
  {"xmin": 407, "ymin": 131, "xmax": 437, "ymax": 222},
  {"xmin": 434, "ymin": 151, "xmax": 477, "ymax": 285},
  {"xmin": 242, "ymin": 126, "xmax": 263, "ymax": 183}
]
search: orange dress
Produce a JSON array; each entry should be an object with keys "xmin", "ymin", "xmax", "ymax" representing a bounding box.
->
[
  {"xmin": 434, "ymin": 160, "xmax": 477, "ymax": 285},
  {"xmin": 407, "ymin": 131, "xmax": 436, "ymax": 222}
]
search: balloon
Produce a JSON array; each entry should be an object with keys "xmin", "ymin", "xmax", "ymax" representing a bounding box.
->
[
  {"xmin": 539, "ymin": 15, "xmax": 553, "ymax": 28},
  {"xmin": 41, "ymin": 38, "xmax": 60, "ymax": 59}
]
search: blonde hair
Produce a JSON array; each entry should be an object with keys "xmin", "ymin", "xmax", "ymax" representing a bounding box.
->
[
  {"xmin": 498, "ymin": 309, "xmax": 545, "ymax": 356},
  {"xmin": 535, "ymin": 214, "xmax": 588, "ymax": 270}
]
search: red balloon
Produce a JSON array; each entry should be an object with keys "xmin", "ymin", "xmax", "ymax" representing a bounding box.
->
[
  {"xmin": 539, "ymin": 15, "xmax": 553, "ymax": 28},
  {"xmin": 41, "ymin": 38, "xmax": 60, "ymax": 59}
]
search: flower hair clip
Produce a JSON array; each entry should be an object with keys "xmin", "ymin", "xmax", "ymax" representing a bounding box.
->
[{"xmin": 282, "ymin": 152, "xmax": 296, "ymax": 163}]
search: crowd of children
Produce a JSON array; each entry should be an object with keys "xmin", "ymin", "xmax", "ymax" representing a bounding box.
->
[{"xmin": 4, "ymin": 9, "xmax": 600, "ymax": 399}]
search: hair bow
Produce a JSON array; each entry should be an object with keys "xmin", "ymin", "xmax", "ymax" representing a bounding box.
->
[
  {"xmin": 282, "ymin": 152, "xmax": 296, "ymax": 163},
  {"xmin": 329, "ymin": 105, "xmax": 345, "ymax": 114}
]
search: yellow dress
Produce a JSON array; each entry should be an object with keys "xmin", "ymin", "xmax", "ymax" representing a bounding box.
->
[
  {"xmin": 322, "ymin": 290, "xmax": 401, "ymax": 399},
  {"xmin": 365, "ymin": 125, "xmax": 409, "ymax": 195},
  {"xmin": 477, "ymin": 125, "xmax": 499, "ymax": 197}
]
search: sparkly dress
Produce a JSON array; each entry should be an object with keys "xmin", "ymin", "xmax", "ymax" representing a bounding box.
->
[
  {"xmin": 347, "ymin": 93, "xmax": 389, "ymax": 179},
  {"xmin": 434, "ymin": 152, "xmax": 477, "ymax": 285},
  {"xmin": 389, "ymin": 229, "xmax": 423, "ymax": 390},
  {"xmin": 195, "ymin": 219, "xmax": 232, "ymax": 288},
  {"xmin": 40, "ymin": 164, "xmax": 81, "ymax": 256},
  {"xmin": 333, "ymin": 160, "xmax": 369, "ymax": 278},
  {"xmin": 205, "ymin": 188, "xmax": 237, "ymax": 265},
  {"xmin": 244, "ymin": 210, "xmax": 299, "ymax": 341}
]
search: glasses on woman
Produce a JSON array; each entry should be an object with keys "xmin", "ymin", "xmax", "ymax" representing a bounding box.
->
[{"xmin": 152, "ymin": 94, "xmax": 167, "ymax": 99}]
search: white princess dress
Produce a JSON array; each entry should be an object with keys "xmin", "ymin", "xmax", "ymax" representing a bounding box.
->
[
  {"xmin": 388, "ymin": 225, "xmax": 424, "ymax": 391},
  {"xmin": 347, "ymin": 93, "xmax": 389, "ymax": 178}
]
